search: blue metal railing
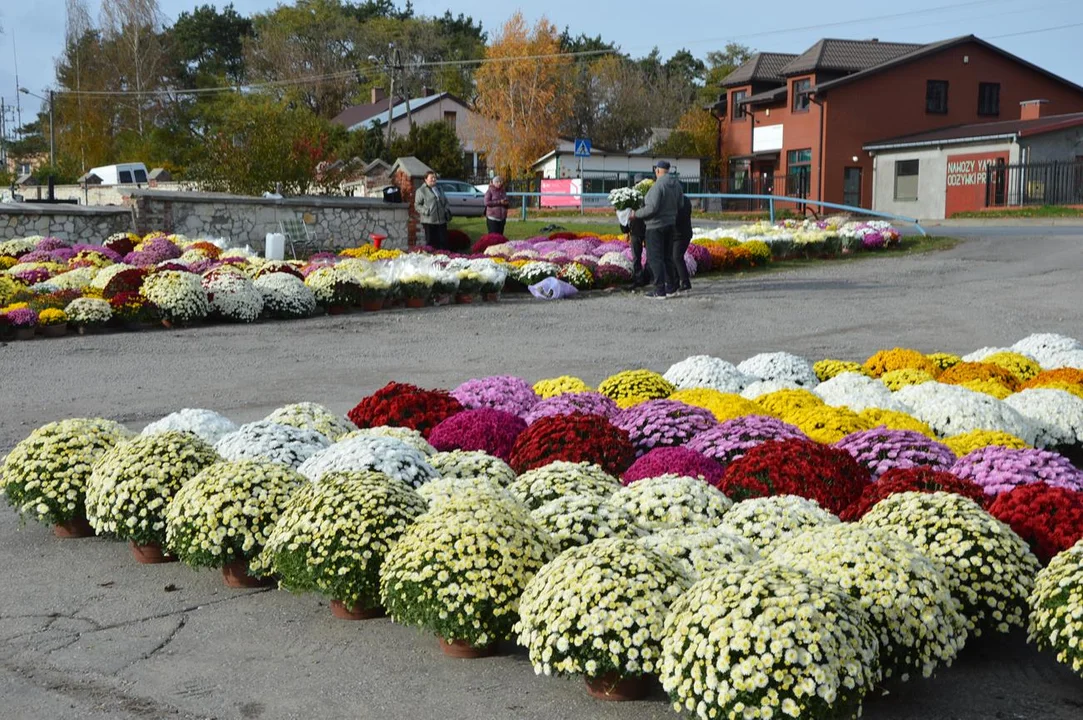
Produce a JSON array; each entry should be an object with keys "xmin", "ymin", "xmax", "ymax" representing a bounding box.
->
[{"xmin": 506, "ymin": 192, "xmax": 927, "ymax": 236}]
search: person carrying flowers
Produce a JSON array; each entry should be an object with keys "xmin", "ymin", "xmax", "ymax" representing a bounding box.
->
[{"xmin": 631, "ymin": 161, "xmax": 682, "ymax": 299}]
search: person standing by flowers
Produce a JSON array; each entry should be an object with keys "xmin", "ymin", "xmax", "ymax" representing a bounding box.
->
[
  {"xmin": 629, "ymin": 175, "xmax": 650, "ymax": 288},
  {"xmin": 415, "ymin": 171, "xmax": 451, "ymax": 250},
  {"xmin": 632, "ymin": 161, "xmax": 682, "ymax": 299},
  {"xmin": 484, "ymin": 176, "xmax": 510, "ymax": 236},
  {"xmin": 673, "ymin": 193, "xmax": 693, "ymax": 293}
]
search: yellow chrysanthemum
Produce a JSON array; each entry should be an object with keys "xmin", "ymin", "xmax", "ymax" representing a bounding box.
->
[
  {"xmin": 533, "ymin": 376, "xmax": 592, "ymax": 398},
  {"xmin": 926, "ymin": 352, "xmax": 963, "ymax": 373},
  {"xmin": 942, "ymin": 429, "xmax": 1030, "ymax": 457},
  {"xmin": 958, "ymin": 378, "xmax": 1014, "ymax": 399},
  {"xmin": 597, "ymin": 370, "xmax": 674, "ymax": 409},
  {"xmin": 863, "ymin": 348, "xmax": 937, "ymax": 378},
  {"xmin": 881, "ymin": 368, "xmax": 936, "ymax": 392},
  {"xmin": 755, "ymin": 389, "xmax": 824, "ymax": 418},
  {"xmin": 37, "ymin": 308, "xmax": 68, "ymax": 326},
  {"xmin": 814, "ymin": 359, "xmax": 867, "ymax": 381},
  {"xmin": 669, "ymin": 389, "xmax": 773, "ymax": 422},
  {"xmin": 0, "ymin": 256, "xmax": 17, "ymax": 270},
  {"xmin": 981, "ymin": 352, "xmax": 1041, "ymax": 382},
  {"xmin": 858, "ymin": 408, "xmax": 937, "ymax": 438},
  {"xmin": 786, "ymin": 405, "xmax": 873, "ymax": 444}
]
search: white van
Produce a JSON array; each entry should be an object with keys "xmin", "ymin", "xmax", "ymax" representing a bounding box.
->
[{"xmin": 87, "ymin": 163, "xmax": 149, "ymax": 186}]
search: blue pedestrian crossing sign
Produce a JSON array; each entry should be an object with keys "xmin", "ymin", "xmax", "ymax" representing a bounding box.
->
[{"xmin": 574, "ymin": 139, "xmax": 592, "ymax": 157}]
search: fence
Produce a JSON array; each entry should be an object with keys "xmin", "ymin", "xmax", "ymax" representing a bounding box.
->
[{"xmin": 985, "ymin": 160, "xmax": 1083, "ymax": 208}]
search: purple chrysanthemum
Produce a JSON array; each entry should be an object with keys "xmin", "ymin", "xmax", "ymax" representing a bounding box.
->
[
  {"xmin": 622, "ymin": 446, "xmax": 724, "ymax": 486},
  {"xmin": 35, "ymin": 237, "xmax": 68, "ymax": 252},
  {"xmin": 834, "ymin": 428, "xmax": 956, "ymax": 478},
  {"xmin": 4, "ymin": 307, "xmax": 39, "ymax": 328},
  {"xmin": 428, "ymin": 408, "xmax": 526, "ymax": 462},
  {"xmin": 612, "ymin": 399, "xmax": 718, "ymax": 457},
  {"xmin": 523, "ymin": 392, "xmax": 619, "ymax": 424},
  {"xmin": 951, "ymin": 446, "xmax": 1083, "ymax": 495},
  {"xmin": 687, "ymin": 415, "xmax": 807, "ymax": 467},
  {"xmin": 123, "ymin": 237, "xmax": 182, "ymax": 266},
  {"xmin": 451, "ymin": 375, "xmax": 540, "ymax": 417}
]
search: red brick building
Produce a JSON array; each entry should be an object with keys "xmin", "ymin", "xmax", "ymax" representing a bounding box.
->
[{"xmin": 716, "ymin": 35, "xmax": 1083, "ymax": 209}]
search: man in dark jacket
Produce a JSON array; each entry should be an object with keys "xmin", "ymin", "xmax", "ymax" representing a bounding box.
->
[
  {"xmin": 633, "ymin": 161, "xmax": 683, "ymax": 299},
  {"xmin": 673, "ymin": 194, "xmax": 693, "ymax": 292},
  {"xmin": 628, "ymin": 174, "xmax": 649, "ymax": 287}
]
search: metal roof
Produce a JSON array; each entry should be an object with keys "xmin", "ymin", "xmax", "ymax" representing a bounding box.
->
[
  {"xmin": 863, "ymin": 111, "xmax": 1083, "ymax": 150},
  {"xmin": 722, "ymin": 52, "xmax": 799, "ymax": 87},
  {"xmin": 780, "ymin": 39, "xmax": 922, "ymax": 76}
]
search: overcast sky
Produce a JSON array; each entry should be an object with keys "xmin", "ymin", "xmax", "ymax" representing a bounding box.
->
[{"xmin": 2, "ymin": 0, "xmax": 1080, "ymax": 125}]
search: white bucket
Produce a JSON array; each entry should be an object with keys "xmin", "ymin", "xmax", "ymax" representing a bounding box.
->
[{"xmin": 265, "ymin": 233, "xmax": 285, "ymax": 260}]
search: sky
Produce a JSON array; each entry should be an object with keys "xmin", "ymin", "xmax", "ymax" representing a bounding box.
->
[{"xmin": 1, "ymin": 0, "xmax": 1081, "ymax": 127}]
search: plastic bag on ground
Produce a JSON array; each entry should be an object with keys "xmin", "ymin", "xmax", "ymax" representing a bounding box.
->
[{"xmin": 529, "ymin": 277, "xmax": 578, "ymax": 300}]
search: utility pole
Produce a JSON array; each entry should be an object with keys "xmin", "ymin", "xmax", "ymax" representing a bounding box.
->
[
  {"xmin": 48, "ymin": 90, "xmax": 55, "ymax": 170},
  {"xmin": 386, "ymin": 63, "xmax": 395, "ymax": 149},
  {"xmin": 1, "ymin": 97, "xmax": 6, "ymax": 168}
]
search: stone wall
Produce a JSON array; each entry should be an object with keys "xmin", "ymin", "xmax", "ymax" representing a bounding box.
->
[
  {"xmin": 0, "ymin": 203, "xmax": 133, "ymax": 241},
  {"xmin": 0, "ymin": 182, "xmax": 185, "ymax": 207},
  {"xmin": 126, "ymin": 190, "xmax": 409, "ymax": 250}
]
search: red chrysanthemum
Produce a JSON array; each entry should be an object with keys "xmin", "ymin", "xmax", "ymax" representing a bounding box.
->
[
  {"xmin": 508, "ymin": 412, "xmax": 635, "ymax": 475},
  {"xmin": 720, "ymin": 438, "xmax": 871, "ymax": 515},
  {"xmin": 988, "ymin": 482, "xmax": 1083, "ymax": 564},
  {"xmin": 429, "ymin": 408, "xmax": 527, "ymax": 462},
  {"xmin": 840, "ymin": 466, "xmax": 988, "ymax": 521},
  {"xmin": 622, "ymin": 447, "xmax": 725, "ymax": 487},
  {"xmin": 471, "ymin": 233, "xmax": 507, "ymax": 255},
  {"xmin": 103, "ymin": 267, "xmax": 150, "ymax": 298},
  {"xmin": 347, "ymin": 382, "xmax": 464, "ymax": 438}
]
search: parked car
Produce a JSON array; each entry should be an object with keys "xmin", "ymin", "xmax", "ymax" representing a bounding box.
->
[{"xmin": 435, "ymin": 179, "xmax": 486, "ymax": 217}]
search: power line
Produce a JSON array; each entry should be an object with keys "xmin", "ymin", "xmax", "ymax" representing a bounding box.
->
[{"xmin": 987, "ymin": 21, "xmax": 1083, "ymax": 39}]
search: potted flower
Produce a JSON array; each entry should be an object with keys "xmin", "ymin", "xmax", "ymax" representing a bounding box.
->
[
  {"xmin": 65, "ymin": 297, "xmax": 112, "ymax": 335},
  {"xmin": 431, "ymin": 271, "xmax": 459, "ymax": 306},
  {"xmin": 1029, "ymin": 540, "xmax": 1083, "ymax": 679},
  {"xmin": 0, "ymin": 418, "xmax": 133, "ymax": 538},
  {"xmin": 359, "ymin": 277, "xmax": 390, "ymax": 312},
  {"xmin": 141, "ymin": 270, "xmax": 209, "ymax": 327},
  {"xmin": 6, "ymin": 307, "xmax": 38, "ymax": 340},
  {"xmin": 85, "ymin": 431, "xmax": 220, "ymax": 563},
  {"xmin": 399, "ymin": 274, "xmax": 434, "ymax": 309},
  {"xmin": 517, "ymin": 539, "xmax": 691, "ymax": 700},
  {"xmin": 481, "ymin": 279, "xmax": 503, "ymax": 302},
  {"xmin": 37, "ymin": 308, "xmax": 69, "ymax": 338},
  {"xmin": 109, "ymin": 291, "xmax": 155, "ymax": 330},
  {"xmin": 214, "ymin": 420, "xmax": 331, "ymax": 469},
  {"xmin": 380, "ymin": 496, "xmax": 558, "ymax": 657},
  {"xmin": 455, "ymin": 270, "xmax": 483, "ymax": 304},
  {"xmin": 165, "ymin": 460, "xmax": 306, "ymax": 588},
  {"xmin": 256, "ymin": 471, "xmax": 427, "ymax": 618}
]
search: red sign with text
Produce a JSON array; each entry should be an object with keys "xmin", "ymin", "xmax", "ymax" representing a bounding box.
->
[{"xmin": 944, "ymin": 151, "xmax": 1009, "ymax": 217}]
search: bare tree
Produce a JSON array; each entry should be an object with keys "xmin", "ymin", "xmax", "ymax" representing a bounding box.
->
[
  {"xmin": 62, "ymin": 0, "xmax": 94, "ymax": 171},
  {"xmin": 100, "ymin": 0, "xmax": 164, "ymax": 137}
]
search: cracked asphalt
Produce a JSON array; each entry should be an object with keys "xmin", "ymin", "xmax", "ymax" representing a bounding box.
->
[{"xmin": 2, "ymin": 226, "xmax": 1083, "ymax": 720}]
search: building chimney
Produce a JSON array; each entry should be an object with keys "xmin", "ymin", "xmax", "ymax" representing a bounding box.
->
[
  {"xmin": 422, "ymin": 86, "xmax": 435, "ymax": 98},
  {"xmin": 372, "ymin": 87, "xmax": 387, "ymax": 104},
  {"xmin": 1020, "ymin": 99, "xmax": 1049, "ymax": 121}
]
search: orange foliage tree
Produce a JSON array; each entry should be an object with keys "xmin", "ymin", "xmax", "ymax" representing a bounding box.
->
[{"xmin": 473, "ymin": 13, "xmax": 572, "ymax": 177}]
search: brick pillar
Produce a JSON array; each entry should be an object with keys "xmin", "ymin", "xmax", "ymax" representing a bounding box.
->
[{"xmin": 393, "ymin": 169, "xmax": 420, "ymax": 247}]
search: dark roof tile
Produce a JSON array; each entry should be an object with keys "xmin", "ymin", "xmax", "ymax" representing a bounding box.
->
[
  {"xmin": 722, "ymin": 52, "xmax": 798, "ymax": 87},
  {"xmin": 780, "ymin": 39, "xmax": 922, "ymax": 76}
]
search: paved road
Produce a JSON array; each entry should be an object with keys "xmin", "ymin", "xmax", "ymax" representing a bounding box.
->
[{"xmin": 2, "ymin": 228, "xmax": 1082, "ymax": 720}]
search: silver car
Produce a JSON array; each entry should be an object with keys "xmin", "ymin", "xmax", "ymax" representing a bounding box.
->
[{"xmin": 436, "ymin": 180, "xmax": 486, "ymax": 217}]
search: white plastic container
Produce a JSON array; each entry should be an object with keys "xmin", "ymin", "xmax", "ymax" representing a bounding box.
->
[{"xmin": 265, "ymin": 233, "xmax": 285, "ymax": 260}]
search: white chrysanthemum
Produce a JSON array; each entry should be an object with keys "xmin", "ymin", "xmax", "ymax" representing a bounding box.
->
[
  {"xmin": 663, "ymin": 355, "xmax": 754, "ymax": 393},
  {"xmin": 599, "ymin": 252, "xmax": 633, "ymax": 271},
  {"xmin": 770, "ymin": 523, "xmax": 967, "ymax": 680},
  {"xmin": 142, "ymin": 408, "xmax": 237, "ymax": 445},
  {"xmin": 894, "ymin": 382, "xmax": 1036, "ymax": 444},
  {"xmin": 141, "ymin": 270, "xmax": 209, "ymax": 323},
  {"xmin": 64, "ymin": 297, "xmax": 112, "ymax": 325},
  {"xmin": 427, "ymin": 450, "xmax": 517, "ymax": 486},
  {"xmin": 813, "ymin": 372, "xmax": 911, "ymax": 413},
  {"xmin": 264, "ymin": 402, "xmax": 354, "ymax": 441},
  {"xmin": 1003, "ymin": 388, "xmax": 1083, "ymax": 449},
  {"xmin": 640, "ymin": 527, "xmax": 759, "ymax": 580},
  {"xmin": 739, "ymin": 378, "xmax": 804, "ymax": 399},
  {"xmin": 737, "ymin": 352, "xmax": 819, "ymax": 387},
  {"xmin": 860, "ymin": 491, "xmax": 1040, "ymax": 635},
  {"xmin": 962, "ymin": 346, "xmax": 1031, "ymax": 363},
  {"xmin": 418, "ymin": 476, "xmax": 517, "ymax": 510},
  {"xmin": 508, "ymin": 461, "xmax": 621, "ymax": 509},
  {"xmin": 720, "ymin": 495, "xmax": 840, "ymax": 552},
  {"xmin": 214, "ymin": 421, "xmax": 331, "ymax": 469},
  {"xmin": 1011, "ymin": 333, "xmax": 1083, "ymax": 368},
  {"xmin": 253, "ymin": 272, "xmax": 317, "ymax": 319},
  {"xmin": 530, "ymin": 493, "xmax": 647, "ymax": 551},
  {"xmin": 1028, "ymin": 539, "xmax": 1083, "ymax": 677},
  {"xmin": 1043, "ymin": 349, "xmax": 1083, "ymax": 371},
  {"xmin": 297, "ymin": 435, "xmax": 438, "ymax": 488},
  {"xmin": 340, "ymin": 426, "xmax": 436, "ymax": 456},
  {"xmin": 608, "ymin": 475, "xmax": 732, "ymax": 531},
  {"xmin": 203, "ymin": 271, "xmax": 263, "ymax": 322}
]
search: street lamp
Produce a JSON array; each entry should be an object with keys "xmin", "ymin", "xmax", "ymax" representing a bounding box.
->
[{"xmin": 18, "ymin": 87, "xmax": 54, "ymax": 170}]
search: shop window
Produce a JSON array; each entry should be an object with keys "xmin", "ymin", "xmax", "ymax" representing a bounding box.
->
[{"xmin": 894, "ymin": 159, "xmax": 919, "ymax": 201}]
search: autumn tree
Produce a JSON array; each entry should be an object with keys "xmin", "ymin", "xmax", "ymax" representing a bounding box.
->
[
  {"xmin": 698, "ymin": 43, "xmax": 753, "ymax": 106},
  {"xmin": 100, "ymin": 0, "xmax": 166, "ymax": 138},
  {"xmin": 474, "ymin": 13, "xmax": 571, "ymax": 176},
  {"xmin": 652, "ymin": 108, "xmax": 723, "ymax": 176}
]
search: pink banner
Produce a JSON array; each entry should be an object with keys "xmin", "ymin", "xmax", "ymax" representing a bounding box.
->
[{"xmin": 540, "ymin": 179, "xmax": 581, "ymax": 208}]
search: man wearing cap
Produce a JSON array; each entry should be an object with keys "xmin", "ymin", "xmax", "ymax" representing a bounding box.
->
[{"xmin": 633, "ymin": 160, "xmax": 683, "ymax": 299}]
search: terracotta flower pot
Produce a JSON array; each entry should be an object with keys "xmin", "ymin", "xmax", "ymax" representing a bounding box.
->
[
  {"xmin": 438, "ymin": 636, "xmax": 494, "ymax": 659},
  {"xmin": 454, "ymin": 294, "xmax": 475, "ymax": 305},
  {"xmin": 433, "ymin": 294, "xmax": 452, "ymax": 306},
  {"xmin": 584, "ymin": 673, "xmax": 650, "ymax": 701},
  {"xmin": 327, "ymin": 305, "xmax": 349, "ymax": 316},
  {"xmin": 483, "ymin": 292, "xmax": 499, "ymax": 303},
  {"xmin": 14, "ymin": 327, "xmax": 35, "ymax": 340},
  {"xmin": 129, "ymin": 541, "xmax": 176, "ymax": 565},
  {"xmin": 405, "ymin": 296, "xmax": 427, "ymax": 309},
  {"xmin": 329, "ymin": 599, "xmax": 386, "ymax": 620},
  {"xmin": 39, "ymin": 324, "xmax": 68, "ymax": 338},
  {"xmin": 160, "ymin": 318, "xmax": 174, "ymax": 329},
  {"xmin": 362, "ymin": 299, "xmax": 384, "ymax": 312},
  {"xmin": 53, "ymin": 514, "xmax": 95, "ymax": 539},
  {"xmin": 222, "ymin": 559, "xmax": 275, "ymax": 589}
]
